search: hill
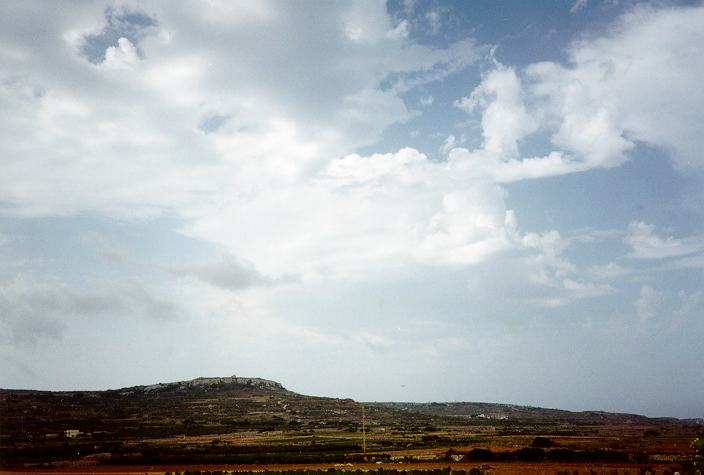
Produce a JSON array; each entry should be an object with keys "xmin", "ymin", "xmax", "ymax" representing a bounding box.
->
[{"xmin": 1, "ymin": 376, "xmax": 701, "ymax": 469}]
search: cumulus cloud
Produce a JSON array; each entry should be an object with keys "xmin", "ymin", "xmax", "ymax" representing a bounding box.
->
[
  {"xmin": 528, "ymin": 4, "xmax": 704, "ymax": 173},
  {"xmin": 413, "ymin": 186, "xmax": 515, "ymax": 266},
  {"xmin": 179, "ymin": 146, "xmax": 525, "ymax": 278},
  {"xmin": 454, "ymin": 65, "xmax": 536, "ymax": 159},
  {"xmin": 102, "ymin": 37, "xmax": 139, "ymax": 69},
  {"xmin": 449, "ymin": 61, "xmax": 605, "ymax": 181},
  {"xmin": 4, "ymin": 1, "xmax": 700, "ymax": 288},
  {"xmin": 78, "ymin": 6, "xmax": 157, "ymax": 64},
  {"xmin": 1, "ymin": 3, "xmax": 699, "ymax": 301},
  {"xmin": 0, "ymin": 1, "xmax": 482, "ymax": 220},
  {"xmin": 445, "ymin": 4, "xmax": 704, "ymax": 183},
  {"xmin": 1, "ymin": 1, "xmax": 703, "ymax": 408}
]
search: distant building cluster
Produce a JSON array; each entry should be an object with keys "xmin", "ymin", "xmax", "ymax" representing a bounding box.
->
[{"xmin": 64, "ymin": 429, "xmax": 80, "ymax": 438}]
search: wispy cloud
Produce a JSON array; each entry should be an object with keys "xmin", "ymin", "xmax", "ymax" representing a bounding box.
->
[
  {"xmin": 625, "ymin": 222, "xmax": 704, "ymax": 260},
  {"xmin": 634, "ymin": 285, "xmax": 660, "ymax": 323},
  {"xmin": 0, "ymin": 274, "xmax": 178, "ymax": 346},
  {"xmin": 570, "ymin": 0, "xmax": 588, "ymax": 14},
  {"xmin": 672, "ymin": 290, "xmax": 703, "ymax": 320},
  {"xmin": 170, "ymin": 255, "xmax": 297, "ymax": 291}
]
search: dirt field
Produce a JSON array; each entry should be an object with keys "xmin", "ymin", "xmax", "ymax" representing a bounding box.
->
[{"xmin": 0, "ymin": 462, "xmax": 686, "ymax": 475}]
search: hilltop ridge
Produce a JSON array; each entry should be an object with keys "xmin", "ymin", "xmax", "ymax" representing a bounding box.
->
[{"xmin": 133, "ymin": 375, "xmax": 286, "ymax": 393}]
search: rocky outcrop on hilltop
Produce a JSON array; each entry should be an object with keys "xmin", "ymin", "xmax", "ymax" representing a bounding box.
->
[{"xmin": 138, "ymin": 375, "xmax": 286, "ymax": 393}]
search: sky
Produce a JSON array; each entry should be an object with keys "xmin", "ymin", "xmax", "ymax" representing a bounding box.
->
[{"xmin": 1, "ymin": 0, "xmax": 703, "ymax": 419}]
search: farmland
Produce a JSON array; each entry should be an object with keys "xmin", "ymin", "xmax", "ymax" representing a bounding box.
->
[{"xmin": 1, "ymin": 377, "xmax": 701, "ymax": 474}]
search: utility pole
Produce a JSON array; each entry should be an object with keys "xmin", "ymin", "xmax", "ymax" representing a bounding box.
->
[{"xmin": 361, "ymin": 403, "xmax": 366, "ymax": 456}]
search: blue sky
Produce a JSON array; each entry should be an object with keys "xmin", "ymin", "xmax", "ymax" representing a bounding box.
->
[{"xmin": 1, "ymin": 0, "xmax": 703, "ymax": 418}]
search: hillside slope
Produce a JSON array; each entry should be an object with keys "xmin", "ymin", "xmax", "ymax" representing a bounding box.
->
[{"xmin": 1, "ymin": 376, "xmax": 701, "ymax": 468}]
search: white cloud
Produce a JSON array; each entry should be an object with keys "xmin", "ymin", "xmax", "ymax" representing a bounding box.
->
[
  {"xmin": 449, "ymin": 59, "xmax": 618, "ymax": 182},
  {"xmin": 170, "ymin": 255, "xmax": 296, "ymax": 291},
  {"xmin": 102, "ymin": 37, "xmax": 139, "ymax": 70},
  {"xmin": 625, "ymin": 222, "xmax": 704, "ymax": 260},
  {"xmin": 570, "ymin": 0, "xmax": 588, "ymax": 14},
  {"xmin": 527, "ymin": 277, "xmax": 612, "ymax": 308},
  {"xmin": 454, "ymin": 65, "xmax": 536, "ymax": 159},
  {"xmin": 662, "ymin": 253, "xmax": 704, "ymax": 271},
  {"xmin": 419, "ymin": 95, "xmax": 434, "ymax": 106},
  {"xmin": 413, "ymin": 187, "xmax": 515, "ymax": 267},
  {"xmin": 517, "ymin": 229, "xmax": 573, "ymax": 284},
  {"xmin": 447, "ymin": 148, "xmax": 587, "ymax": 183},
  {"xmin": 180, "ymin": 146, "xmax": 522, "ymax": 278},
  {"xmin": 587, "ymin": 262, "xmax": 631, "ymax": 280},
  {"xmin": 193, "ymin": 0, "xmax": 274, "ymax": 25},
  {"xmin": 672, "ymin": 290, "xmax": 703, "ymax": 320},
  {"xmin": 445, "ymin": 4, "xmax": 704, "ymax": 183},
  {"xmin": 426, "ymin": 10, "xmax": 441, "ymax": 34},
  {"xmin": 0, "ymin": 273, "xmax": 178, "ymax": 346},
  {"xmin": 563, "ymin": 278, "xmax": 613, "ymax": 297},
  {"xmin": 1, "ymin": 2, "xmax": 699, "ymax": 299},
  {"xmin": 569, "ymin": 227, "xmax": 623, "ymax": 244},
  {"xmin": 15, "ymin": 2, "xmax": 695, "ymax": 295},
  {"xmin": 0, "ymin": 1, "xmax": 481, "ymax": 219},
  {"xmin": 387, "ymin": 19, "xmax": 410, "ymax": 40},
  {"xmin": 635, "ymin": 285, "xmax": 660, "ymax": 323},
  {"xmin": 1, "ymin": 1, "xmax": 703, "ymax": 417},
  {"xmin": 527, "ymin": 4, "xmax": 704, "ymax": 173},
  {"xmin": 439, "ymin": 135, "xmax": 456, "ymax": 155}
]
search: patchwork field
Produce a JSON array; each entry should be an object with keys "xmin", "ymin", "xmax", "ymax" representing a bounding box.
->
[{"xmin": 1, "ymin": 377, "xmax": 702, "ymax": 474}]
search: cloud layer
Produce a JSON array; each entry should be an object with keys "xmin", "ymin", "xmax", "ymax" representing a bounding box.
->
[{"xmin": 1, "ymin": 1, "xmax": 703, "ymax": 417}]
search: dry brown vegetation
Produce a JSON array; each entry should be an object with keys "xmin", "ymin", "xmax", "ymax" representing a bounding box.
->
[{"xmin": 1, "ymin": 378, "xmax": 701, "ymax": 474}]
